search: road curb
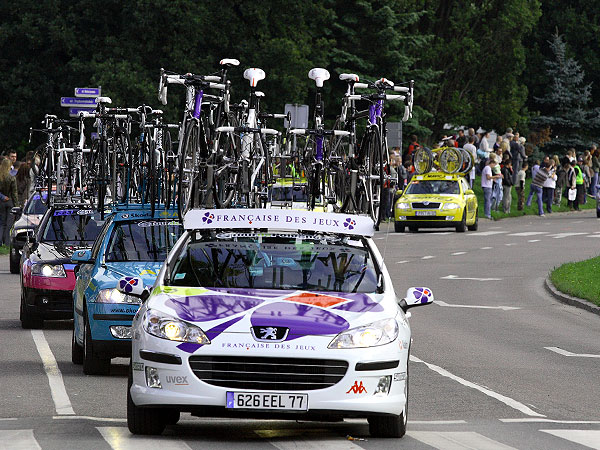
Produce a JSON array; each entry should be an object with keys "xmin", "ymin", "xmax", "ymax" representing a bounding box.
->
[{"xmin": 544, "ymin": 278, "xmax": 600, "ymax": 316}]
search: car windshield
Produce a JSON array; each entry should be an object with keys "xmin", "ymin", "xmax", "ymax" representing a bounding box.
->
[
  {"xmin": 270, "ymin": 185, "xmax": 308, "ymax": 202},
  {"xmin": 24, "ymin": 193, "xmax": 48, "ymax": 215},
  {"xmin": 406, "ymin": 180, "xmax": 459, "ymax": 195},
  {"xmin": 106, "ymin": 220, "xmax": 183, "ymax": 262},
  {"xmin": 169, "ymin": 232, "xmax": 378, "ymax": 293},
  {"xmin": 42, "ymin": 209, "xmax": 105, "ymax": 243}
]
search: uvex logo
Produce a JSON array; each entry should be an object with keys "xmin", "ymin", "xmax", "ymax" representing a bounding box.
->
[{"xmin": 165, "ymin": 375, "xmax": 188, "ymax": 385}]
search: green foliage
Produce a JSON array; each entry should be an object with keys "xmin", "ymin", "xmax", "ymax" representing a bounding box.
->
[{"xmin": 551, "ymin": 255, "xmax": 600, "ymax": 307}]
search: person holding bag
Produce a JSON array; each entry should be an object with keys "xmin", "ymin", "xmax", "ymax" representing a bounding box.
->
[{"xmin": 0, "ymin": 158, "xmax": 18, "ymax": 245}]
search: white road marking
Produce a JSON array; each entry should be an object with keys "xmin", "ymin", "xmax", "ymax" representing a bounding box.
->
[
  {"xmin": 396, "ymin": 260, "xmax": 409, "ymax": 264},
  {"xmin": 470, "ymin": 231, "xmax": 509, "ymax": 236},
  {"xmin": 544, "ymin": 347, "xmax": 600, "ymax": 358},
  {"xmin": 0, "ymin": 418, "xmax": 18, "ymax": 421},
  {"xmin": 587, "ymin": 234, "xmax": 600, "ymax": 238},
  {"xmin": 255, "ymin": 429, "xmax": 362, "ymax": 449},
  {"xmin": 540, "ymin": 430, "xmax": 600, "ymax": 449},
  {"xmin": 548, "ymin": 232, "xmax": 588, "ymax": 239},
  {"xmin": 0, "ymin": 430, "xmax": 41, "ymax": 450},
  {"xmin": 528, "ymin": 239, "xmax": 540, "ymax": 242},
  {"xmin": 97, "ymin": 427, "xmax": 193, "ymax": 450},
  {"xmin": 53, "ymin": 415, "xmax": 126, "ymax": 422},
  {"xmin": 429, "ymin": 232, "xmax": 452, "ymax": 235},
  {"xmin": 31, "ymin": 330, "xmax": 75, "ymax": 415},
  {"xmin": 409, "ymin": 420, "xmax": 467, "ymax": 425},
  {"xmin": 508, "ymin": 231, "xmax": 549, "ymax": 236},
  {"xmin": 410, "ymin": 355, "xmax": 545, "ymax": 417},
  {"xmin": 505, "ymin": 243, "xmax": 517, "ymax": 246},
  {"xmin": 480, "ymin": 246, "xmax": 493, "ymax": 250},
  {"xmin": 501, "ymin": 418, "xmax": 600, "ymax": 424},
  {"xmin": 435, "ymin": 300, "xmax": 520, "ymax": 311},
  {"xmin": 442, "ymin": 275, "xmax": 502, "ymax": 281},
  {"xmin": 451, "ymin": 252, "xmax": 466, "ymax": 255},
  {"xmin": 422, "ymin": 255, "xmax": 435, "ymax": 259},
  {"xmin": 407, "ymin": 431, "xmax": 517, "ymax": 450}
]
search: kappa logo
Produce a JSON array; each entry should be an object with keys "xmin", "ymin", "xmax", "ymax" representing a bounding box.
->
[
  {"xmin": 165, "ymin": 375, "xmax": 188, "ymax": 385},
  {"xmin": 260, "ymin": 327, "xmax": 278, "ymax": 340},
  {"xmin": 346, "ymin": 381, "xmax": 367, "ymax": 394}
]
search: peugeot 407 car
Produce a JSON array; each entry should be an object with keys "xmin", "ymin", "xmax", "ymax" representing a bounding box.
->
[
  {"xmin": 124, "ymin": 208, "xmax": 433, "ymax": 438},
  {"xmin": 20, "ymin": 204, "xmax": 107, "ymax": 328},
  {"xmin": 71, "ymin": 207, "xmax": 182, "ymax": 375}
]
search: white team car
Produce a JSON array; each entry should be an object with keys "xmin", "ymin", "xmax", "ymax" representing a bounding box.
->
[{"xmin": 123, "ymin": 209, "xmax": 433, "ymax": 437}]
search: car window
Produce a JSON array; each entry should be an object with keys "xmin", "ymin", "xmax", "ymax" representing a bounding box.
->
[
  {"xmin": 91, "ymin": 218, "xmax": 114, "ymax": 259},
  {"xmin": 42, "ymin": 210, "xmax": 105, "ymax": 243},
  {"xmin": 406, "ymin": 180, "xmax": 459, "ymax": 195},
  {"xmin": 169, "ymin": 233, "xmax": 378, "ymax": 293},
  {"xmin": 105, "ymin": 220, "xmax": 182, "ymax": 262},
  {"xmin": 270, "ymin": 185, "xmax": 308, "ymax": 202},
  {"xmin": 24, "ymin": 193, "xmax": 49, "ymax": 215}
]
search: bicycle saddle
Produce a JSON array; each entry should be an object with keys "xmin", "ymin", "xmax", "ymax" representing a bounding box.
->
[
  {"xmin": 339, "ymin": 73, "xmax": 359, "ymax": 82},
  {"xmin": 244, "ymin": 68, "xmax": 266, "ymax": 87},
  {"xmin": 220, "ymin": 58, "xmax": 240, "ymax": 67},
  {"xmin": 308, "ymin": 68, "xmax": 330, "ymax": 87},
  {"xmin": 97, "ymin": 96, "xmax": 112, "ymax": 104}
]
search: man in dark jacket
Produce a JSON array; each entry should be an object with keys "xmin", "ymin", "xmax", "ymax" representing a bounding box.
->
[
  {"xmin": 510, "ymin": 134, "xmax": 527, "ymax": 184},
  {"xmin": 501, "ymin": 158, "xmax": 514, "ymax": 213}
]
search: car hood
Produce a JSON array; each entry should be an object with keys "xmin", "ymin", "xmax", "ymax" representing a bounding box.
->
[
  {"xmin": 32, "ymin": 241, "xmax": 92, "ymax": 263},
  {"xmin": 146, "ymin": 287, "xmax": 390, "ymax": 353},
  {"xmin": 99, "ymin": 261, "xmax": 165, "ymax": 288},
  {"xmin": 401, "ymin": 193, "xmax": 461, "ymax": 203}
]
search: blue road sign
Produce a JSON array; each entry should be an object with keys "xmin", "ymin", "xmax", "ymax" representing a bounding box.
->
[
  {"xmin": 69, "ymin": 107, "xmax": 96, "ymax": 117},
  {"xmin": 61, "ymin": 97, "xmax": 97, "ymax": 107},
  {"xmin": 75, "ymin": 87, "xmax": 101, "ymax": 97}
]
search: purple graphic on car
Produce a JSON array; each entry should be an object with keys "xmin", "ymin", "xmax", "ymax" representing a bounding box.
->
[
  {"xmin": 332, "ymin": 292, "xmax": 384, "ymax": 312},
  {"xmin": 202, "ymin": 212, "xmax": 214, "ymax": 224},
  {"xmin": 412, "ymin": 287, "xmax": 432, "ymax": 303},
  {"xmin": 119, "ymin": 277, "xmax": 139, "ymax": 293},
  {"xmin": 343, "ymin": 218, "xmax": 356, "ymax": 230},
  {"xmin": 177, "ymin": 315, "xmax": 244, "ymax": 353},
  {"xmin": 250, "ymin": 302, "xmax": 349, "ymax": 341},
  {"xmin": 166, "ymin": 294, "xmax": 264, "ymax": 322}
]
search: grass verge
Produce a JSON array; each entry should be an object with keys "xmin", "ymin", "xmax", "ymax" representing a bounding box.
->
[
  {"xmin": 0, "ymin": 245, "xmax": 9, "ymax": 256},
  {"xmin": 550, "ymin": 256, "xmax": 600, "ymax": 307},
  {"xmin": 472, "ymin": 176, "xmax": 597, "ymax": 219}
]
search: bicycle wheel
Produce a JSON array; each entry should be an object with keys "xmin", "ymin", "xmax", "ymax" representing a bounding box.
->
[
  {"xmin": 459, "ymin": 148, "xmax": 474, "ymax": 175},
  {"xmin": 439, "ymin": 147, "xmax": 463, "ymax": 174},
  {"xmin": 178, "ymin": 121, "xmax": 200, "ymax": 216},
  {"xmin": 361, "ymin": 127, "xmax": 384, "ymax": 227},
  {"xmin": 413, "ymin": 147, "xmax": 434, "ymax": 174},
  {"xmin": 213, "ymin": 116, "xmax": 240, "ymax": 208}
]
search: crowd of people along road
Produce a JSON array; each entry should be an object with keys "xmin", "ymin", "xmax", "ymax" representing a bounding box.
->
[
  {"xmin": 382, "ymin": 128, "xmax": 600, "ymax": 221},
  {"xmin": 0, "ymin": 151, "xmax": 39, "ymax": 246}
]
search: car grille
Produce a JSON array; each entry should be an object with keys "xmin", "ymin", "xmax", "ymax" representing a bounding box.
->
[
  {"xmin": 411, "ymin": 202, "xmax": 440, "ymax": 209},
  {"xmin": 189, "ymin": 355, "xmax": 349, "ymax": 391}
]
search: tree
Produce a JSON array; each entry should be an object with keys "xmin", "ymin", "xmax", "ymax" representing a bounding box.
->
[{"xmin": 529, "ymin": 33, "xmax": 600, "ymax": 153}]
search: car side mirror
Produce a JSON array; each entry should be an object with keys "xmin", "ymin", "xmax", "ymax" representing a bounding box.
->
[
  {"xmin": 11, "ymin": 207, "xmax": 22, "ymax": 216},
  {"xmin": 117, "ymin": 276, "xmax": 150, "ymax": 302},
  {"xmin": 465, "ymin": 189, "xmax": 474, "ymax": 195},
  {"xmin": 397, "ymin": 287, "xmax": 434, "ymax": 312},
  {"xmin": 395, "ymin": 189, "xmax": 403, "ymax": 196},
  {"xmin": 71, "ymin": 249, "xmax": 94, "ymax": 264}
]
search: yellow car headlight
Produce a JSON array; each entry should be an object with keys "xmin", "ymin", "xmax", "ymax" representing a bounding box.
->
[
  {"xmin": 396, "ymin": 202, "xmax": 410, "ymax": 210},
  {"xmin": 443, "ymin": 202, "xmax": 460, "ymax": 210}
]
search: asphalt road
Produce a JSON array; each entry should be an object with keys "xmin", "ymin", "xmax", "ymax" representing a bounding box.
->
[{"xmin": 0, "ymin": 209, "xmax": 599, "ymax": 449}]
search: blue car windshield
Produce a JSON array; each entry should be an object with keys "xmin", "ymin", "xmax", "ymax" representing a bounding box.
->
[
  {"xmin": 406, "ymin": 180, "xmax": 459, "ymax": 195},
  {"xmin": 42, "ymin": 210, "xmax": 105, "ymax": 243},
  {"xmin": 24, "ymin": 193, "xmax": 49, "ymax": 215},
  {"xmin": 105, "ymin": 220, "xmax": 183, "ymax": 262},
  {"xmin": 169, "ymin": 232, "xmax": 378, "ymax": 293}
]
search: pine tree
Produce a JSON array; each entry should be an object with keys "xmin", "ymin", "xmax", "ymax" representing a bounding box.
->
[{"xmin": 529, "ymin": 32, "xmax": 600, "ymax": 153}]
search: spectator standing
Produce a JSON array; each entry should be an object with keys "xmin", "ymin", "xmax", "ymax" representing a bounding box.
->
[
  {"xmin": 564, "ymin": 157, "xmax": 577, "ymax": 210},
  {"xmin": 468, "ymin": 128, "xmax": 479, "ymax": 149},
  {"xmin": 542, "ymin": 159, "xmax": 557, "ymax": 213},
  {"xmin": 490, "ymin": 154, "xmax": 503, "ymax": 211},
  {"xmin": 463, "ymin": 137, "xmax": 477, "ymax": 187},
  {"xmin": 405, "ymin": 135, "xmax": 420, "ymax": 164},
  {"xmin": 456, "ymin": 129, "xmax": 467, "ymax": 147},
  {"xmin": 501, "ymin": 158, "xmax": 514, "ymax": 213},
  {"xmin": 530, "ymin": 162, "xmax": 549, "ymax": 216},
  {"xmin": 574, "ymin": 157, "xmax": 585, "ymax": 208},
  {"xmin": 515, "ymin": 161, "xmax": 528, "ymax": 210},
  {"xmin": 591, "ymin": 145, "xmax": 599, "ymax": 196},
  {"xmin": 8, "ymin": 151, "xmax": 17, "ymax": 177},
  {"xmin": 510, "ymin": 134, "xmax": 527, "ymax": 184},
  {"xmin": 16, "ymin": 163, "xmax": 31, "ymax": 207},
  {"xmin": 554, "ymin": 155, "xmax": 566, "ymax": 205},
  {"xmin": 525, "ymin": 159, "xmax": 540, "ymax": 207},
  {"xmin": 479, "ymin": 131, "xmax": 490, "ymax": 155},
  {"xmin": 493, "ymin": 135, "xmax": 502, "ymax": 152},
  {"xmin": 481, "ymin": 158, "xmax": 502, "ymax": 219},
  {"xmin": 0, "ymin": 158, "xmax": 18, "ymax": 245},
  {"xmin": 502, "ymin": 128, "xmax": 514, "ymax": 140}
]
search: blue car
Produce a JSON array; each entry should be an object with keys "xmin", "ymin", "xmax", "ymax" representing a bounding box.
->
[{"xmin": 71, "ymin": 207, "xmax": 182, "ymax": 375}]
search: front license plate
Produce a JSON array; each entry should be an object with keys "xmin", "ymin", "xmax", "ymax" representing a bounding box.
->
[
  {"xmin": 226, "ymin": 392, "xmax": 308, "ymax": 411},
  {"xmin": 415, "ymin": 210, "xmax": 436, "ymax": 216}
]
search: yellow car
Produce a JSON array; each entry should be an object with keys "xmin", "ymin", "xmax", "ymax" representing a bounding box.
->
[{"xmin": 394, "ymin": 172, "xmax": 478, "ymax": 232}]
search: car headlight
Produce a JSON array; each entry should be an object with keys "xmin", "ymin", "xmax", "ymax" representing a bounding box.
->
[
  {"xmin": 31, "ymin": 263, "xmax": 66, "ymax": 278},
  {"xmin": 443, "ymin": 202, "xmax": 460, "ymax": 210},
  {"xmin": 96, "ymin": 288, "xmax": 142, "ymax": 304},
  {"xmin": 328, "ymin": 318, "xmax": 398, "ymax": 349},
  {"xmin": 143, "ymin": 309, "xmax": 210, "ymax": 344},
  {"xmin": 396, "ymin": 202, "xmax": 410, "ymax": 210}
]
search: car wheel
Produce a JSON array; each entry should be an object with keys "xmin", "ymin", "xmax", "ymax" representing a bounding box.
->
[
  {"xmin": 408, "ymin": 226, "xmax": 418, "ymax": 232},
  {"xmin": 394, "ymin": 222, "xmax": 405, "ymax": 233},
  {"xmin": 597, "ymin": 208, "xmax": 600, "ymax": 218},
  {"xmin": 83, "ymin": 313, "xmax": 110, "ymax": 375},
  {"xmin": 71, "ymin": 326, "xmax": 83, "ymax": 365},
  {"xmin": 467, "ymin": 208, "xmax": 479, "ymax": 231},
  {"xmin": 368, "ymin": 366, "xmax": 408, "ymax": 438},
  {"xmin": 127, "ymin": 365, "xmax": 167, "ymax": 435},
  {"xmin": 164, "ymin": 409, "xmax": 181, "ymax": 425},
  {"xmin": 9, "ymin": 249, "xmax": 19, "ymax": 274},
  {"xmin": 20, "ymin": 288, "xmax": 43, "ymax": 329},
  {"xmin": 455, "ymin": 208, "xmax": 467, "ymax": 232}
]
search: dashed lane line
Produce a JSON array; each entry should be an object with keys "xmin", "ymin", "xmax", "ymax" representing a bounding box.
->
[
  {"xmin": 422, "ymin": 255, "xmax": 435, "ymax": 259},
  {"xmin": 435, "ymin": 300, "xmax": 519, "ymax": 311},
  {"xmin": 451, "ymin": 252, "xmax": 466, "ymax": 255},
  {"xmin": 528, "ymin": 239, "xmax": 540, "ymax": 242},
  {"xmin": 501, "ymin": 418, "xmax": 600, "ymax": 424},
  {"xmin": 544, "ymin": 347, "xmax": 600, "ymax": 358},
  {"xmin": 507, "ymin": 231, "xmax": 549, "ymax": 236},
  {"xmin": 441, "ymin": 275, "xmax": 502, "ymax": 281},
  {"xmin": 469, "ymin": 231, "xmax": 509, "ymax": 236}
]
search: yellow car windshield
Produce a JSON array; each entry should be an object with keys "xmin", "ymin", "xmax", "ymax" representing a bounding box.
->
[{"xmin": 406, "ymin": 180, "xmax": 459, "ymax": 195}]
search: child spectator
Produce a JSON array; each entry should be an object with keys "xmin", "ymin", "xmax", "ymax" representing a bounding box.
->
[{"xmin": 516, "ymin": 161, "xmax": 528, "ymax": 210}]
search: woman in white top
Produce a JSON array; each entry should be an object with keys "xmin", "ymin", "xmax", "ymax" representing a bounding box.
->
[{"xmin": 542, "ymin": 160, "xmax": 557, "ymax": 213}]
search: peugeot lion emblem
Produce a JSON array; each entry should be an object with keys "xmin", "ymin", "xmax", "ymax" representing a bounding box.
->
[{"xmin": 251, "ymin": 326, "xmax": 289, "ymax": 342}]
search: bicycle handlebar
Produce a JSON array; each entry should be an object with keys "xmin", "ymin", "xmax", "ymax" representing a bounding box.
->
[
  {"xmin": 393, "ymin": 86, "xmax": 410, "ymax": 93},
  {"xmin": 346, "ymin": 94, "xmax": 405, "ymax": 102},
  {"xmin": 354, "ymin": 82, "xmax": 369, "ymax": 90},
  {"xmin": 216, "ymin": 126, "xmax": 279, "ymax": 135},
  {"xmin": 289, "ymin": 129, "xmax": 351, "ymax": 137},
  {"xmin": 258, "ymin": 112, "xmax": 291, "ymax": 121}
]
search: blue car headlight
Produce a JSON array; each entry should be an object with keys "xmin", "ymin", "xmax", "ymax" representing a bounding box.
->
[
  {"xmin": 143, "ymin": 309, "xmax": 210, "ymax": 344},
  {"xmin": 96, "ymin": 288, "xmax": 141, "ymax": 304},
  {"xmin": 31, "ymin": 264, "xmax": 66, "ymax": 278}
]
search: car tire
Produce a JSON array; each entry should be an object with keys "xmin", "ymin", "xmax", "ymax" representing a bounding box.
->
[
  {"xmin": 394, "ymin": 222, "xmax": 405, "ymax": 233},
  {"xmin": 71, "ymin": 326, "xmax": 83, "ymax": 365},
  {"xmin": 9, "ymin": 249, "xmax": 19, "ymax": 274},
  {"xmin": 467, "ymin": 208, "xmax": 479, "ymax": 231},
  {"xmin": 408, "ymin": 226, "xmax": 418, "ymax": 232},
  {"xmin": 455, "ymin": 208, "xmax": 467, "ymax": 232},
  {"xmin": 127, "ymin": 365, "xmax": 167, "ymax": 435},
  {"xmin": 164, "ymin": 409, "xmax": 181, "ymax": 425},
  {"xmin": 20, "ymin": 288, "xmax": 43, "ymax": 329},
  {"xmin": 368, "ymin": 362, "xmax": 409, "ymax": 438},
  {"xmin": 83, "ymin": 314, "xmax": 110, "ymax": 375},
  {"xmin": 597, "ymin": 209, "xmax": 600, "ymax": 218}
]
